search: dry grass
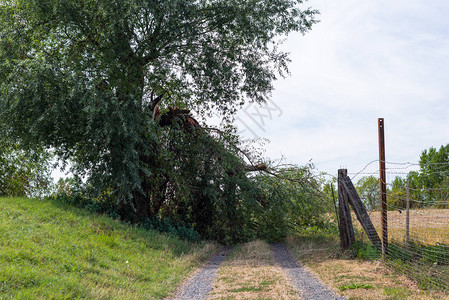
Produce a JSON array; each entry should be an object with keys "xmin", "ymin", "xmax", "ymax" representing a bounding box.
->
[
  {"xmin": 363, "ymin": 209, "xmax": 449, "ymax": 245},
  {"xmin": 286, "ymin": 235, "xmax": 449, "ymax": 300},
  {"xmin": 208, "ymin": 240, "xmax": 299, "ymax": 299}
]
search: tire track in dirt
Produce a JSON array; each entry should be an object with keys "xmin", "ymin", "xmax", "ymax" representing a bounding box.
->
[
  {"xmin": 272, "ymin": 243, "xmax": 346, "ymax": 300},
  {"xmin": 171, "ymin": 247, "xmax": 232, "ymax": 300}
]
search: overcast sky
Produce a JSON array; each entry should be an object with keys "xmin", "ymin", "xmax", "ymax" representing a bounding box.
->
[{"xmin": 234, "ymin": 0, "xmax": 449, "ymax": 181}]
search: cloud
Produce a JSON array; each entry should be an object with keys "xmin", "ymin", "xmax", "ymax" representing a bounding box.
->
[{"xmin": 234, "ymin": 0, "xmax": 449, "ymax": 178}]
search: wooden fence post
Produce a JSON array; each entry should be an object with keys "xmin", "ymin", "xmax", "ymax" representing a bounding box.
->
[
  {"xmin": 338, "ymin": 169, "xmax": 355, "ymax": 250},
  {"xmin": 342, "ymin": 175, "xmax": 382, "ymax": 251}
]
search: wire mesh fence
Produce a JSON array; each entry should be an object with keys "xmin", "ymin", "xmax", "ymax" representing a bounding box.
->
[{"xmin": 348, "ymin": 159, "xmax": 449, "ymax": 292}]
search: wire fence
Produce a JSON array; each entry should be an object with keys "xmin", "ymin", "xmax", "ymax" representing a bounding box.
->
[{"xmin": 349, "ymin": 159, "xmax": 449, "ymax": 291}]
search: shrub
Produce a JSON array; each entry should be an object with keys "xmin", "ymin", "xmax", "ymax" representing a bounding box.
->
[{"xmin": 351, "ymin": 241, "xmax": 380, "ymax": 260}]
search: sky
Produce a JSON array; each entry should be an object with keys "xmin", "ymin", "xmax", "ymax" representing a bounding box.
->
[{"xmin": 233, "ymin": 0, "xmax": 449, "ymax": 182}]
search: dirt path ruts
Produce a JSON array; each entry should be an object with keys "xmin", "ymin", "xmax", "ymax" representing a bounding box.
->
[
  {"xmin": 172, "ymin": 243, "xmax": 344, "ymax": 300},
  {"xmin": 171, "ymin": 247, "xmax": 231, "ymax": 300},
  {"xmin": 272, "ymin": 243, "xmax": 346, "ymax": 300}
]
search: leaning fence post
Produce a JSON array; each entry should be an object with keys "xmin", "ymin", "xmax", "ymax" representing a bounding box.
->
[{"xmin": 338, "ymin": 169, "xmax": 355, "ymax": 250}]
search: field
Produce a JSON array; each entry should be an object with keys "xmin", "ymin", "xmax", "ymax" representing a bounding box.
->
[
  {"xmin": 355, "ymin": 209, "xmax": 449, "ymax": 245},
  {"xmin": 0, "ymin": 197, "xmax": 217, "ymax": 299}
]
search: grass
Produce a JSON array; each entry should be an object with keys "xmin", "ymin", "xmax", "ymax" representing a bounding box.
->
[
  {"xmin": 208, "ymin": 240, "xmax": 298, "ymax": 299},
  {"xmin": 286, "ymin": 233, "xmax": 449, "ymax": 299},
  {"xmin": 338, "ymin": 283, "xmax": 374, "ymax": 291},
  {"xmin": 0, "ymin": 197, "xmax": 218, "ymax": 299}
]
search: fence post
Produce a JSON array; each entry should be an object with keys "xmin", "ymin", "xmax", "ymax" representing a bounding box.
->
[
  {"xmin": 338, "ymin": 169, "xmax": 355, "ymax": 250},
  {"xmin": 406, "ymin": 178, "xmax": 410, "ymax": 250},
  {"xmin": 331, "ymin": 182, "xmax": 340, "ymax": 229},
  {"xmin": 342, "ymin": 175, "xmax": 382, "ymax": 250},
  {"xmin": 378, "ymin": 118, "xmax": 388, "ymax": 258}
]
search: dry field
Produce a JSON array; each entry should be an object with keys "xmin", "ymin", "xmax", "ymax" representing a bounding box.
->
[{"xmin": 355, "ymin": 209, "xmax": 449, "ymax": 245}]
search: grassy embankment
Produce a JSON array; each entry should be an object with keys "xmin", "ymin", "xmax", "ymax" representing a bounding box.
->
[{"xmin": 0, "ymin": 197, "xmax": 218, "ymax": 299}]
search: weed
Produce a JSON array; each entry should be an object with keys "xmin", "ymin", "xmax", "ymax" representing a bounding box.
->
[
  {"xmin": 351, "ymin": 241, "xmax": 380, "ymax": 260},
  {"xmin": 231, "ymin": 286, "xmax": 263, "ymax": 292},
  {"xmin": 384, "ymin": 286, "xmax": 411, "ymax": 299},
  {"xmin": 338, "ymin": 283, "xmax": 374, "ymax": 291},
  {"xmin": 259, "ymin": 280, "xmax": 275, "ymax": 286}
]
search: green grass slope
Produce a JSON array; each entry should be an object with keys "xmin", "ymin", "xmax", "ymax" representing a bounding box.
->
[{"xmin": 0, "ymin": 197, "xmax": 217, "ymax": 299}]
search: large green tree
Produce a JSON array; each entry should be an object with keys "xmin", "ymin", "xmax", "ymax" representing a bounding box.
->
[
  {"xmin": 384, "ymin": 145, "xmax": 449, "ymax": 209},
  {"xmin": 0, "ymin": 0, "xmax": 318, "ymax": 237},
  {"xmin": 419, "ymin": 144, "xmax": 449, "ymax": 188},
  {"xmin": 418, "ymin": 144, "xmax": 449, "ymax": 205}
]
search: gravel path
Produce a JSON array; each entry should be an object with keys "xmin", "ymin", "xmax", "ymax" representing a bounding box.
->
[
  {"xmin": 172, "ymin": 247, "xmax": 231, "ymax": 300},
  {"xmin": 272, "ymin": 244, "xmax": 346, "ymax": 300}
]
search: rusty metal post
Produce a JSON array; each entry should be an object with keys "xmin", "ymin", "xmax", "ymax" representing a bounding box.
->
[
  {"xmin": 378, "ymin": 118, "xmax": 388, "ymax": 257},
  {"xmin": 406, "ymin": 178, "xmax": 410, "ymax": 250}
]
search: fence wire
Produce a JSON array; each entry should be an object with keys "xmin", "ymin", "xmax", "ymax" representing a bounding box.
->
[{"xmin": 351, "ymin": 160, "xmax": 449, "ymax": 292}]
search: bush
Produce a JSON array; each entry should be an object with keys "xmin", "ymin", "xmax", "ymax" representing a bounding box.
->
[
  {"xmin": 351, "ymin": 241, "xmax": 380, "ymax": 260},
  {"xmin": 143, "ymin": 217, "xmax": 201, "ymax": 243},
  {"xmin": 52, "ymin": 179, "xmax": 202, "ymax": 243}
]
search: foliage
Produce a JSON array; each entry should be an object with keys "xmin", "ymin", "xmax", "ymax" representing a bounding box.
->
[
  {"xmin": 383, "ymin": 144, "xmax": 449, "ymax": 209},
  {"xmin": 0, "ymin": 0, "xmax": 317, "ymax": 199},
  {"xmin": 52, "ymin": 160, "xmax": 334, "ymax": 244},
  {"xmin": 350, "ymin": 240, "xmax": 380, "ymax": 260},
  {"xmin": 387, "ymin": 176, "xmax": 407, "ymax": 210},
  {"xmin": 52, "ymin": 177, "xmax": 201, "ymax": 242},
  {"xmin": 355, "ymin": 176, "xmax": 379, "ymax": 210},
  {"xmin": 252, "ymin": 163, "xmax": 335, "ymax": 242},
  {"xmin": 418, "ymin": 144, "xmax": 449, "ymax": 205},
  {"xmin": 0, "ymin": 196, "xmax": 217, "ymax": 299},
  {"xmin": 419, "ymin": 144, "xmax": 449, "ymax": 187},
  {"xmin": 143, "ymin": 217, "xmax": 201, "ymax": 243},
  {"xmin": 0, "ymin": 0, "xmax": 318, "ymax": 242},
  {"xmin": 0, "ymin": 137, "xmax": 53, "ymax": 197}
]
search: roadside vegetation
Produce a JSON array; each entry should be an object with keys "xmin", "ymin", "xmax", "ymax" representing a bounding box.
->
[
  {"xmin": 286, "ymin": 231, "xmax": 449, "ymax": 299},
  {"xmin": 0, "ymin": 196, "xmax": 218, "ymax": 299},
  {"xmin": 0, "ymin": 0, "xmax": 319, "ymax": 245}
]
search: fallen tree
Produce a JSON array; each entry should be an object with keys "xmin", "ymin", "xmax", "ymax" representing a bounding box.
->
[{"xmin": 0, "ymin": 0, "xmax": 320, "ymax": 242}]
